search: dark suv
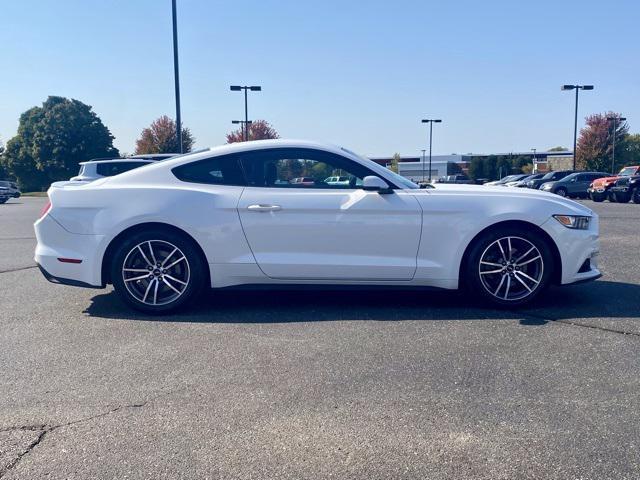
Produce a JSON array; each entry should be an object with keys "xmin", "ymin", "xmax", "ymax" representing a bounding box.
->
[
  {"xmin": 526, "ymin": 170, "xmax": 576, "ymax": 189},
  {"xmin": 610, "ymin": 174, "xmax": 640, "ymax": 204},
  {"xmin": 539, "ymin": 172, "xmax": 609, "ymax": 198}
]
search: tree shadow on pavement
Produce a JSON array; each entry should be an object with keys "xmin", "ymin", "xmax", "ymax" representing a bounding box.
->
[{"xmin": 83, "ymin": 280, "xmax": 640, "ymax": 325}]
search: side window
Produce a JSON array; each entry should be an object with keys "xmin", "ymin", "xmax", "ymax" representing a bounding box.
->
[
  {"xmin": 96, "ymin": 162, "xmax": 147, "ymax": 177},
  {"xmin": 172, "ymin": 154, "xmax": 246, "ymax": 186},
  {"xmin": 239, "ymin": 148, "xmax": 378, "ymax": 189}
]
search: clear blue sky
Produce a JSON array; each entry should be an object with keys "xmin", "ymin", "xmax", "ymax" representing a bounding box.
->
[{"xmin": 1, "ymin": 0, "xmax": 638, "ymax": 157}]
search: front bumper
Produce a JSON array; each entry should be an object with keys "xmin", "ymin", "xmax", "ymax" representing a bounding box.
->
[
  {"xmin": 34, "ymin": 214, "xmax": 105, "ymax": 288},
  {"xmin": 610, "ymin": 186, "xmax": 630, "ymax": 194},
  {"xmin": 540, "ymin": 216, "xmax": 601, "ymax": 285}
]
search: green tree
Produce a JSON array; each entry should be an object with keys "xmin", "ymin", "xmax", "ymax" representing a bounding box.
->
[
  {"xmin": 496, "ymin": 156, "xmax": 512, "ymax": 178},
  {"xmin": 484, "ymin": 155, "xmax": 498, "ymax": 180},
  {"xmin": 447, "ymin": 161, "xmax": 463, "ymax": 175},
  {"xmin": 0, "ymin": 139, "xmax": 6, "ymax": 179},
  {"xmin": 388, "ymin": 153, "xmax": 400, "ymax": 173},
  {"xmin": 135, "ymin": 115, "xmax": 194, "ymax": 154},
  {"xmin": 620, "ymin": 133, "xmax": 640, "ymax": 166},
  {"xmin": 548, "ymin": 146, "xmax": 568, "ymax": 152},
  {"xmin": 468, "ymin": 156, "xmax": 485, "ymax": 180},
  {"xmin": 0, "ymin": 96, "xmax": 119, "ymax": 191}
]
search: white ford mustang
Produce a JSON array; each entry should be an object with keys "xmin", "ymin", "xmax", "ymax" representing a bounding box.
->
[{"xmin": 34, "ymin": 139, "xmax": 601, "ymax": 314}]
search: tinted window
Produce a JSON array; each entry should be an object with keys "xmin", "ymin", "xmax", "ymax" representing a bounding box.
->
[
  {"xmin": 172, "ymin": 154, "xmax": 245, "ymax": 186},
  {"xmin": 238, "ymin": 148, "xmax": 381, "ymax": 189},
  {"xmin": 96, "ymin": 162, "xmax": 148, "ymax": 177}
]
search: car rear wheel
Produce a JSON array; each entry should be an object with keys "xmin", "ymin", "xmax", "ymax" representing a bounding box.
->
[
  {"xmin": 464, "ymin": 227, "xmax": 553, "ymax": 307},
  {"xmin": 632, "ymin": 189, "xmax": 640, "ymax": 204},
  {"xmin": 110, "ymin": 229, "xmax": 206, "ymax": 314}
]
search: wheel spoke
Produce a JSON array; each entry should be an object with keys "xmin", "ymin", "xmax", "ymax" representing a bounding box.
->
[
  {"xmin": 148, "ymin": 241, "xmax": 158, "ymax": 265},
  {"xmin": 164, "ymin": 274, "xmax": 187, "ymax": 286},
  {"xmin": 480, "ymin": 268, "xmax": 503, "ymax": 275},
  {"xmin": 162, "ymin": 277, "xmax": 182, "ymax": 295},
  {"xmin": 142, "ymin": 278, "xmax": 155, "ymax": 303},
  {"xmin": 515, "ymin": 270, "xmax": 540, "ymax": 285},
  {"xmin": 514, "ymin": 246, "xmax": 535, "ymax": 264},
  {"xmin": 125, "ymin": 273, "xmax": 151, "ymax": 282},
  {"xmin": 152, "ymin": 278, "xmax": 159, "ymax": 305},
  {"xmin": 513, "ymin": 273, "xmax": 533, "ymax": 292},
  {"xmin": 503, "ymin": 275, "xmax": 512, "ymax": 300},
  {"xmin": 165, "ymin": 256, "xmax": 186, "ymax": 270},
  {"xmin": 137, "ymin": 245, "xmax": 153, "ymax": 267},
  {"xmin": 496, "ymin": 240, "xmax": 507, "ymax": 262},
  {"xmin": 123, "ymin": 268, "xmax": 149, "ymax": 273},
  {"xmin": 517, "ymin": 255, "xmax": 541, "ymax": 267},
  {"xmin": 481, "ymin": 261, "xmax": 503, "ymax": 267},
  {"xmin": 493, "ymin": 275, "xmax": 506, "ymax": 296},
  {"xmin": 161, "ymin": 247, "xmax": 178, "ymax": 267},
  {"xmin": 507, "ymin": 237, "xmax": 513, "ymax": 261}
]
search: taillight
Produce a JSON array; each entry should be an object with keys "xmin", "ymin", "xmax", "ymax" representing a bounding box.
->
[{"xmin": 39, "ymin": 200, "xmax": 51, "ymax": 219}]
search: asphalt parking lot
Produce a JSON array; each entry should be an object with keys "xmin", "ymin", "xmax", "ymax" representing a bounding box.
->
[{"xmin": 1, "ymin": 196, "xmax": 639, "ymax": 479}]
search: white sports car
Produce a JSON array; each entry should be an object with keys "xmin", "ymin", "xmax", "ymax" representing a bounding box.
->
[{"xmin": 34, "ymin": 140, "xmax": 601, "ymax": 314}]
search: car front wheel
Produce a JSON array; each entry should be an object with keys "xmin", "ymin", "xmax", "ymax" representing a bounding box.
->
[
  {"xmin": 464, "ymin": 227, "xmax": 553, "ymax": 307},
  {"xmin": 110, "ymin": 229, "xmax": 206, "ymax": 314},
  {"xmin": 590, "ymin": 192, "xmax": 605, "ymax": 202},
  {"xmin": 555, "ymin": 187, "xmax": 567, "ymax": 197}
]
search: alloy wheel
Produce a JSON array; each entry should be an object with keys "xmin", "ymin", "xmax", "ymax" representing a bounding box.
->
[
  {"xmin": 122, "ymin": 240, "xmax": 190, "ymax": 306},
  {"xmin": 478, "ymin": 236, "xmax": 544, "ymax": 302}
]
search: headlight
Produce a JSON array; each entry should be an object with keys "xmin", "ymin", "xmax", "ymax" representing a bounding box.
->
[
  {"xmin": 553, "ymin": 215, "xmax": 591, "ymax": 230},
  {"xmin": 541, "ymin": 184, "xmax": 551, "ymax": 190}
]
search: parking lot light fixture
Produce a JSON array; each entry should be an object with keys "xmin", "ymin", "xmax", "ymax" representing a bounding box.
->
[
  {"xmin": 607, "ymin": 116, "xmax": 627, "ymax": 174},
  {"xmin": 230, "ymin": 85, "xmax": 262, "ymax": 141},
  {"xmin": 171, "ymin": 0, "xmax": 183, "ymax": 153},
  {"xmin": 561, "ymin": 84, "xmax": 594, "ymax": 170},
  {"xmin": 422, "ymin": 119, "xmax": 442, "ymax": 183}
]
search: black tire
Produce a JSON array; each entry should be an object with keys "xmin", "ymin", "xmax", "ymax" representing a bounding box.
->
[
  {"xmin": 612, "ymin": 192, "xmax": 631, "ymax": 203},
  {"xmin": 463, "ymin": 226, "xmax": 554, "ymax": 308},
  {"xmin": 590, "ymin": 192, "xmax": 605, "ymax": 202},
  {"xmin": 632, "ymin": 189, "xmax": 640, "ymax": 204},
  {"xmin": 555, "ymin": 187, "xmax": 567, "ymax": 197},
  {"xmin": 0, "ymin": 198, "xmax": 7, "ymax": 204},
  {"xmin": 110, "ymin": 228, "xmax": 206, "ymax": 314},
  {"xmin": 607, "ymin": 191, "xmax": 617, "ymax": 203}
]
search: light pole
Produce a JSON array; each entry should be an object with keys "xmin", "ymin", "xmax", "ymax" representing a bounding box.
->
[
  {"xmin": 561, "ymin": 84, "xmax": 594, "ymax": 170},
  {"xmin": 171, "ymin": 0, "xmax": 183, "ymax": 153},
  {"xmin": 421, "ymin": 119, "xmax": 442, "ymax": 183},
  {"xmin": 607, "ymin": 115, "xmax": 626, "ymax": 174},
  {"xmin": 232, "ymin": 120, "xmax": 253, "ymax": 141},
  {"xmin": 230, "ymin": 85, "xmax": 262, "ymax": 141},
  {"xmin": 421, "ymin": 149, "xmax": 426, "ymax": 183},
  {"xmin": 531, "ymin": 148, "xmax": 537, "ymax": 173}
]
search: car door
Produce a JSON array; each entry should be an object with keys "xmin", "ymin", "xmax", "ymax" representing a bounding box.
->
[{"xmin": 236, "ymin": 148, "xmax": 422, "ymax": 281}]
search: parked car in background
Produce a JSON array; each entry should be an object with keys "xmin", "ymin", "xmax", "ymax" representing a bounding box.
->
[
  {"xmin": 0, "ymin": 180, "xmax": 21, "ymax": 198},
  {"xmin": 502, "ymin": 174, "xmax": 532, "ymax": 187},
  {"xmin": 609, "ymin": 172, "xmax": 640, "ymax": 204},
  {"xmin": 527, "ymin": 170, "xmax": 575, "ymax": 189},
  {"xmin": 588, "ymin": 166, "xmax": 640, "ymax": 202},
  {"xmin": 484, "ymin": 174, "xmax": 528, "ymax": 186},
  {"xmin": 539, "ymin": 172, "xmax": 609, "ymax": 198},
  {"xmin": 70, "ymin": 158, "xmax": 156, "ymax": 182},
  {"xmin": 128, "ymin": 154, "xmax": 178, "ymax": 161},
  {"xmin": 438, "ymin": 174, "xmax": 472, "ymax": 184},
  {"xmin": 511, "ymin": 173, "xmax": 545, "ymax": 188},
  {"xmin": 0, "ymin": 186, "xmax": 11, "ymax": 204},
  {"xmin": 324, "ymin": 176, "xmax": 350, "ymax": 186}
]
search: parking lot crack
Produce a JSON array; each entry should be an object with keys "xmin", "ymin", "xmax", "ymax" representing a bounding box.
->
[
  {"xmin": 0, "ymin": 401, "xmax": 149, "ymax": 478},
  {"xmin": 522, "ymin": 313, "xmax": 640, "ymax": 338}
]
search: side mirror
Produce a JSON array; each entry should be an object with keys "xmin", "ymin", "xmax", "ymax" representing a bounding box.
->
[{"xmin": 362, "ymin": 176, "xmax": 392, "ymax": 193}]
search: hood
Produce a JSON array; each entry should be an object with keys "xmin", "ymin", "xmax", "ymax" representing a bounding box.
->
[
  {"xmin": 428, "ymin": 183, "xmax": 593, "ymax": 216},
  {"xmin": 592, "ymin": 175, "xmax": 620, "ymax": 187}
]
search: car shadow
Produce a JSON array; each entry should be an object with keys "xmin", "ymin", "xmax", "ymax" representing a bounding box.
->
[{"xmin": 83, "ymin": 280, "xmax": 640, "ymax": 325}]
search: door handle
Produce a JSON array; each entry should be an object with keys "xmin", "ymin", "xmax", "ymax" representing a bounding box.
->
[{"xmin": 247, "ymin": 204, "xmax": 282, "ymax": 212}]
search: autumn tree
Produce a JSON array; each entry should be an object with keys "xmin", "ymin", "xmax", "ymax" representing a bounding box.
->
[
  {"xmin": 226, "ymin": 120, "xmax": 279, "ymax": 143},
  {"xmin": 0, "ymin": 96, "xmax": 119, "ymax": 191},
  {"xmin": 135, "ymin": 115, "xmax": 194, "ymax": 154},
  {"xmin": 388, "ymin": 153, "xmax": 401, "ymax": 173},
  {"xmin": 576, "ymin": 112, "xmax": 628, "ymax": 172}
]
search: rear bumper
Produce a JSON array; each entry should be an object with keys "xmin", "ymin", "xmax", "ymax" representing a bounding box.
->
[{"xmin": 34, "ymin": 214, "xmax": 105, "ymax": 288}]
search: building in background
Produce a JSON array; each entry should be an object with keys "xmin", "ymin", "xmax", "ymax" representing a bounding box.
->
[{"xmin": 369, "ymin": 151, "xmax": 574, "ymax": 181}]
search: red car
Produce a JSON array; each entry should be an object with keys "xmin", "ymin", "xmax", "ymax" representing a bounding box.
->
[{"xmin": 588, "ymin": 166, "xmax": 640, "ymax": 202}]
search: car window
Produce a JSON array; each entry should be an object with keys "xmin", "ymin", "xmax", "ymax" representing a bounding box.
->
[
  {"xmin": 172, "ymin": 154, "xmax": 246, "ymax": 186},
  {"xmin": 238, "ymin": 148, "xmax": 378, "ymax": 189},
  {"xmin": 96, "ymin": 162, "xmax": 149, "ymax": 177}
]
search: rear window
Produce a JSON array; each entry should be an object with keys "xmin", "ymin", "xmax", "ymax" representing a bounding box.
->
[
  {"xmin": 96, "ymin": 162, "xmax": 148, "ymax": 177},
  {"xmin": 172, "ymin": 154, "xmax": 246, "ymax": 186}
]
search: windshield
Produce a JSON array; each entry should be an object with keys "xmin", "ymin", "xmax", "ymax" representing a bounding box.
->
[
  {"xmin": 541, "ymin": 171, "xmax": 556, "ymax": 180},
  {"xmin": 618, "ymin": 167, "xmax": 638, "ymax": 176}
]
